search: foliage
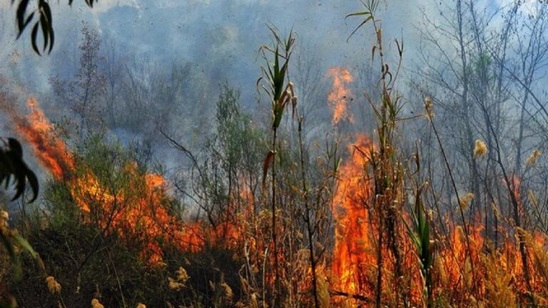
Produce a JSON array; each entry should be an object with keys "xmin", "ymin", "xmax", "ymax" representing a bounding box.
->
[
  {"xmin": 50, "ymin": 24, "xmax": 105, "ymax": 138},
  {"xmin": 11, "ymin": 0, "xmax": 96, "ymax": 54},
  {"xmin": 195, "ymin": 85, "xmax": 264, "ymax": 226},
  {"xmin": 0, "ymin": 137, "xmax": 40, "ymax": 308},
  {"xmin": 0, "ymin": 137, "xmax": 38, "ymax": 202},
  {"xmin": 4, "ymin": 1, "xmax": 548, "ymax": 307},
  {"xmin": 11, "ymin": 134, "xmax": 177, "ymax": 307},
  {"xmin": 257, "ymin": 26, "xmax": 297, "ymax": 132}
]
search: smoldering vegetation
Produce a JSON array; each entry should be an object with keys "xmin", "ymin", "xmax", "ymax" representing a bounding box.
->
[{"xmin": 0, "ymin": 1, "xmax": 547, "ymax": 307}]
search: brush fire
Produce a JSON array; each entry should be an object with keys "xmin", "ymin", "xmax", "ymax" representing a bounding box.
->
[{"xmin": 6, "ymin": 67, "xmax": 548, "ymax": 305}]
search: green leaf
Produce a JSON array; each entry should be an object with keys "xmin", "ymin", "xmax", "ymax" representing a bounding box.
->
[
  {"xmin": 40, "ymin": 15, "xmax": 49, "ymax": 52},
  {"xmin": 13, "ymin": 0, "xmax": 94, "ymax": 54},
  {"xmin": 346, "ymin": 11, "xmax": 370, "ymax": 18},
  {"xmin": 13, "ymin": 234, "xmax": 38, "ymax": 258},
  {"xmin": 0, "ymin": 230, "xmax": 39, "ymax": 281},
  {"xmin": 40, "ymin": 0, "xmax": 54, "ymax": 53},
  {"xmin": 395, "ymin": 38, "xmax": 404, "ymax": 57},
  {"xmin": 258, "ymin": 26, "xmax": 295, "ymax": 131},
  {"xmin": 347, "ymin": 16, "xmax": 373, "ymax": 42},
  {"xmin": 345, "ymin": 0, "xmax": 380, "ymax": 41},
  {"xmin": 0, "ymin": 231, "xmax": 21, "ymax": 279},
  {"xmin": 25, "ymin": 165, "xmax": 39, "ymax": 203}
]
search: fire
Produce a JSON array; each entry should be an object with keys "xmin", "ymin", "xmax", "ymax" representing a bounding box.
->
[
  {"xmin": 325, "ymin": 64, "xmax": 548, "ymax": 304},
  {"xmin": 330, "ymin": 136, "xmax": 548, "ymax": 305},
  {"xmin": 330, "ymin": 133, "xmax": 548, "ymax": 305},
  {"xmin": 327, "ymin": 67, "xmax": 381, "ymax": 302},
  {"xmin": 327, "ymin": 67, "xmax": 354, "ymax": 125},
  {"xmin": 12, "ymin": 98, "xmax": 73, "ymax": 179},
  {"xmin": 10, "ymin": 98, "xmax": 217, "ymax": 263},
  {"xmin": 69, "ymin": 161, "xmax": 195, "ymax": 262},
  {"xmin": 6, "ymin": 95, "xmax": 548, "ymax": 305},
  {"xmin": 331, "ymin": 133, "xmax": 375, "ymax": 297}
]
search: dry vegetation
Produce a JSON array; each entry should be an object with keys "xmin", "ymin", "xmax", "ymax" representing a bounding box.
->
[{"xmin": 0, "ymin": 1, "xmax": 547, "ymax": 307}]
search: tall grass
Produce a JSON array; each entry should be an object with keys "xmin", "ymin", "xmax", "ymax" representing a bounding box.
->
[
  {"xmin": 257, "ymin": 26, "xmax": 296, "ymax": 306},
  {"xmin": 347, "ymin": 0, "xmax": 409, "ymax": 305}
]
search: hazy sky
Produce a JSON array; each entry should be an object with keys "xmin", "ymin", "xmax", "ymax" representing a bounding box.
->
[
  {"xmin": 1, "ymin": 0, "xmax": 543, "ymax": 134},
  {"xmin": 3, "ymin": 0, "xmax": 543, "ymax": 79},
  {"xmin": 1, "ymin": 0, "xmax": 546, "ymax": 193},
  {"xmin": 0, "ymin": 1, "xmax": 447, "ymax": 90}
]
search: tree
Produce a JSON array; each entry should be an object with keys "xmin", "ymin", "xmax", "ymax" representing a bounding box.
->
[
  {"xmin": 99, "ymin": 37, "xmax": 125, "ymax": 127},
  {"xmin": 412, "ymin": 1, "xmax": 548, "ymax": 304},
  {"xmin": 50, "ymin": 23, "xmax": 106, "ymax": 139}
]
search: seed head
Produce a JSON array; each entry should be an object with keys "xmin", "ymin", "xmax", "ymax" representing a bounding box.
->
[
  {"xmin": 221, "ymin": 282, "xmax": 233, "ymax": 300},
  {"xmin": 176, "ymin": 266, "xmax": 189, "ymax": 283},
  {"xmin": 458, "ymin": 192, "xmax": 475, "ymax": 210},
  {"xmin": 168, "ymin": 277, "xmax": 184, "ymax": 290},
  {"xmin": 0, "ymin": 211, "xmax": 8, "ymax": 227},
  {"xmin": 424, "ymin": 96, "xmax": 434, "ymax": 119},
  {"xmin": 91, "ymin": 298, "xmax": 104, "ymax": 308},
  {"xmin": 45, "ymin": 276, "xmax": 61, "ymax": 294},
  {"xmin": 526, "ymin": 149, "xmax": 541, "ymax": 167},
  {"xmin": 473, "ymin": 139, "xmax": 487, "ymax": 158}
]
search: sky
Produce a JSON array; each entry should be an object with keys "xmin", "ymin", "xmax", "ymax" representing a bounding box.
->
[
  {"xmin": 0, "ymin": 1, "xmax": 441, "ymax": 93},
  {"xmin": 0, "ymin": 0, "xmax": 430, "ymax": 189},
  {"xmin": 1, "ymin": 0, "xmax": 546, "ymax": 159},
  {"xmin": 2, "ymin": 0, "xmax": 543, "ymax": 81}
]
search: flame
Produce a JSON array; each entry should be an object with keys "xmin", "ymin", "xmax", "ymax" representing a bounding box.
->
[
  {"xmin": 327, "ymin": 67, "xmax": 354, "ymax": 125},
  {"xmin": 10, "ymin": 98, "xmax": 216, "ymax": 263},
  {"xmin": 7, "ymin": 97, "xmax": 548, "ymax": 304},
  {"xmin": 330, "ymin": 145, "xmax": 548, "ymax": 304},
  {"xmin": 326, "ymin": 87, "xmax": 547, "ymax": 304},
  {"xmin": 69, "ymin": 162, "xmax": 198, "ymax": 262},
  {"xmin": 330, "ymin": 135, "xmax": 548, "ymax": 305},
  {"xmin": 12, "ymin": 98, "xmax": 73, "ymax": 179},
  {"xmin": 331, "ymin": 133, "xmax": 376, "ymax": 297},
  {"xmin": 327, "ymin": 67, "xmax": 376, "ymax": 300}
]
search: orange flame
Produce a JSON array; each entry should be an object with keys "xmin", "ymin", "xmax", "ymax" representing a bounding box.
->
[
  {"xmin": 331, "ymin": 133, "xmax": 376, "ymax": 296},
  {"xmin": 12, "ymin": 98, "xmax": 73, "ymax": 179},
  {"xmin": 324, "ymin": 64, "xmax": 548, "ymax": 304},
  {"xmin": 327, "ymin": 67, "xmax": 354, "ymax": 125},
  {"xmin": 330, "ymin": 133, "xmax": 548, "ymax": 305},
  {"xmin": 8, "ymin": 97, "xmax": 548, "ymax": 304},
  {"xmin": 11, "ymin": 98, "xmax": 217, "ymax": 263}
]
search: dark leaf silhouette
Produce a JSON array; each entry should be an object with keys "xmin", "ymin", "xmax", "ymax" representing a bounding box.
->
[
  {"xmin": 11, "ymin": 0, "xmax": 96, "ymax": 54},
  {"xmin": 0, "ymin": 137, "xmax": 39, "ymax": 202}
]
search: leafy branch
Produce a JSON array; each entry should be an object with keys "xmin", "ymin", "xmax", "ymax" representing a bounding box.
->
[
  {"xmin": 0, "ymin": 137, "xmax": 38, "ymax": 202},
  {"xmin": 0, "ymin": 137, "xmax": 41, "ymax": 307},
  {"xmin": 11, "ymin": 0, "xmax": 97, "ymax": 54}
]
